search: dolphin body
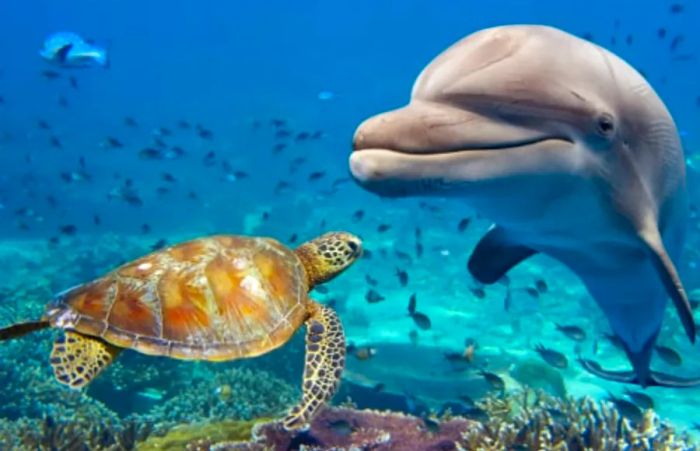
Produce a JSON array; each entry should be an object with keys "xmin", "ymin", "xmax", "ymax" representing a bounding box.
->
[
  {"xmin": 349, "ymin": 25, "xmax": 699, "ymax": 387},
  {"xmin": 40, "ymin": 32, "xmax": 109, "ymax": 68}
]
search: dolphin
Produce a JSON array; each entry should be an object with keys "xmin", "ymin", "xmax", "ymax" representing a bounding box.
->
[{"xmin": 349, "ymin": 25, "xmax": 698, "ymax": 387}]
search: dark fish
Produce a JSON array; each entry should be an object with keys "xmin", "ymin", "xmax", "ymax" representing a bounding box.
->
[
  {"xmin": 411, "ymin": 312, "xmax": 431, "ymax": 330},
  {"xmin": 503, "ymin": 286, "xmax": 512, "ymax": 311},
  {"xmin": 196, "ymin": 126, "xmax": 213, "ymax": 140},
  {"xmin": 377, "ymin": 224, "xmax": 391, "ymax": 233},
  {"xmin": 49, "ymin": 136, "xmax": 62, "ymax": 149},
  {"xmin": 124, "ymin": 116, "xmax": 138, "ymax": 127},
  {"xmin": 363, "ymin": 249, "xmax": 373, "ymax": 259},
  {"xmin": 525, "ymin": 287, "xmax": 539, "ymax": 298},
  {"xmin": 534, "ymin": 344, "xmax": 568, "ymax": 369},
  {"xmin": 480, "ymin": 371, "xmax": 505, "ymax": 392},
  {"xmin": 177, "ymin": 120, "xmax": 191, "ymax": 129},
  {"xmin": 139, "ymin": 148, "xmax": 162, "ymax": 159},
  {"xmin": 670, "ymin": 35, "xmax": 684, "ymax": 52},
  {"xmin": 607, "ymin": 395, "xmax": 643, "ymax": 423},
  {"xmin": 395, "ymin": 268, "xmax": 408, "ymax": 287},
  {"xmin": 415, "ymin": 242, "xmax": 423, "ymax": 258},
  {"xmin": 188, "ymin": 191, "xmax": 198, "ymax": 200},
  {"xmin": 462, "ymin": 407, "xmax": 490, "ymax": 422},
  {"xmin": 60, "ymin": 224, "xmax": 77, "ymax": 235},
  {"xmin": 275, "ymin": 129, "xmax": 291, "ymax": 139},
  {"xmin": 161, "ymin": 172, "xmax": 176, "ymax": 183},
  {"xmin": 658, "ymin": 28, "xmax": 667, "ymax": 39},
  {"xmin": 670, "ymin": 3, "xmax": 684, "ymax": 13},
  {"xmin": 327, "ymin": 419, "xmax": 354, "ymax": 437},
  {"xmin": 141, "ymin": 224, "xmax": 151, "ymax": 234},
  {"xmin": 270, "ymin": 118, "xmax": 286, "ymax": 128},
  {"xmin": 470, "ymin": 287, "xmax": 486, "ymax": 299},
  {"xmin": 150, "ymin": 239, "xmax": 167, "ymax": 251},
  {"xmin": 273, "ymin": 143, "xmax": 286, "ymax": 153},
  {"xmin": 37, "ymin": 120, "xmax": 51, "ymax": 130},
  {"xmin": 69, "ymin": 76, "xmax": 78, "ymax": 89},
  {"xmin": 155, "ymin": 127, "xmax": 172, "ymax": 137},
  {"xmin": 274, "ymin": 181, "xmax": 291, "ymax": 194},
  {"xmin": 624, "ymin": 389, "xmax": 654, "ymax": 410},
  {"xmin": 315, "ymin": 286, "xmax": 329, "ymax": 294},
  {"xmin": 0, "ymin": 95, "xmax": 4, "ymax": 104},
  {"xmin": 395, "ymin": 250, "xmax": 412, "ymax": 262},
  {"xmin": 365, "ymin": 274, "xmax": 378, "ymax": 287},
  {"xmin": 352, "ymin": 210, "xmax": 364, "ymax": 221},
  {"xmin": 626, "ymin": 34, "xmax": 633, "ymax": 46},
  {"xmin": 535, "ymin": 279, "xmax": 548, "ymax": 293},
  {"xmin": 93, "ymin": 215, "xmax": 101, "ymax": 226},
  {"xmin": 308, "ymin": 171, "xmax": 325, "ymax": 181},
  {"xmin": 555, "ymin": 324, "xmax": 586, "ymax": 342},
  {"xmin": 288, "ymin": 233, "xmax": 298, "ymax": 244},
  {"xmin": 457, "ymin": 218, "xmax": 471, "ymax": 232},
  {"xmin": 202, "ymin": 151, "xmax": 216, "ymax": 166},
  {"xmin": 655, "ymin": 345, "xmax": 682, "ymax": 366},
  {"xmin": 295, "ymin": 131, "xmax": 310, "ymax": 141},
  {"xmin": 582, "ymin": 32, "xmax": 594, "ymax": 41},
  {"xmin": 421, "ymin": 416, "xmax": 440, "ymax": 433},
  {"xmin": 311, "ymin": 130, "xmax": 323, "ymax": 139},
  {"xmin": 408, "ymin": 293, "xmax": 417, "ymax": 314},
  {"xmin": 365, "ymin": 289, "xmax": 385, "ymax": 303},
  {"xmin": 102, "ymin": 137, "xmax": 123, "ymax": 149},
  {"xmin": 41, "ymin": 70, "xmax": 61, "ymax": 79}
]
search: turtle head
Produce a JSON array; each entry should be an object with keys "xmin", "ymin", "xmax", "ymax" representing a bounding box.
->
[{"xmin": 295, "ymin": 232, "xmax": 362, "ymax": 288}]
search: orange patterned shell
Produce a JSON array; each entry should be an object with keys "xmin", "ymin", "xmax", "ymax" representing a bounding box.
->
[{"xmin": 45, "ymin": 236, "xmax": 309, "ymax": 361}]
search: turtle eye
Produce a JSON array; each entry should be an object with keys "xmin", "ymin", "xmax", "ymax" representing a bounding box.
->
[
  {"xmin": 347, "ymin": 241, "xmax": 359, "ymax": 254},
  {"xmin": 596, "ymin": 113, "xmax": 615, "ymax": 136}
]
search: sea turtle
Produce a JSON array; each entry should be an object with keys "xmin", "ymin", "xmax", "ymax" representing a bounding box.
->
[{"xmin": 0, "ymin": 231, "xmax": 362, "ymax": 430}]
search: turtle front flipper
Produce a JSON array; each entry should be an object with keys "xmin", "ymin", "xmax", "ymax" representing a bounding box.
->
[
  {"xmin": 50, "ymin": 331, "xmax": 122, "ymax": 389},
  {"xmin": 283, "ymin": 303, "xmax": 345, "ymax": 431}
]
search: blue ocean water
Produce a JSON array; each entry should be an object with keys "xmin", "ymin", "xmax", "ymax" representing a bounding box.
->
[{"xmin": 0, "ymin": 1, "xmax": 699, "ymax": 449}]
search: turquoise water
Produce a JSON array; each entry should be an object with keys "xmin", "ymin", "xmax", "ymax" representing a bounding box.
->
[{"xmin": 1, "ymin": 1, "xmax": 699, "ymax": 449}]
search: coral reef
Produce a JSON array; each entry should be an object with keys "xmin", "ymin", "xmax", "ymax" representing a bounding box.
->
[
  {"xmin": 136, "ymin": 418, "xmax": 268, "ymax": 451},
  {"xmin": 210, "ymin": 391, "xmax": 696, "ymax": 451}
]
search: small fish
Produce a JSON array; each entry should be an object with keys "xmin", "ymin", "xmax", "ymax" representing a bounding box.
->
[
  {"xmin": 274, "ymin": 181, "xmax": 291, "ymax": 194},
  {"xmin": 534, "ymin": 344, "xmax": 568, "ymax": 369},
  {"xmin": 350, "ymin": 345, "xmax": 377, "ymax": 360},
  {"xmin": 136, "ymin": 388, "xmax": 164, "ymax": 401},
  {"xmin": 49, "ymin": 136, "xmax": 62, "ymax": 148},
  {"xmin": 352, "ymin": 210, "xmax": 365, "ymax": 221},
  {"xmin": 60, "ymin": 224, "xmax": 77, "ymax": 235},
  {"xmin": 607, "ymin": 394, "xmax": 643, "ymax": 423},
  {"xmin": 315, "ymin": 286, "xmax": 329, "ymax": 294},
  {"xmin": 101, "ymin": 136, "xmax": 123, "ymax": 149},
  {"xmin": 670, "ymin": 34, "xmax": 685, "ymax": 52},
  {"xmin": 555, "ymin": 324, "xmax": 587, "ymax": 342},
  {"xmin": 308, "ymin": 171, "xmax": 325, "ymax": 181},
  {"xmin": 275, "ymin": 129, "xmax": 291, "ymax": 139},
  {"xmin": 272, "ymin": 143, "xmax": 286, "ymax": 153},
  {"xmin": 658, "ymin": 28, "xmax": 667, "ymax": 39},
  {"xmin": 457, "ymin": 218, "xmax": 471, "ymax": 232},
  {"xmin": 288, "ymin": 233, "xmax": 298, "ymax": 244},
  {"xmin": 470, "ymin": 287, "xmax": 486, "ymax": 299},
  {"xmin": 93, "ymin": 215, "xmax": 101, "ymax": 226},
  {"xmin": 624, "ymin": 389, "xmax": 654, "ymax": 410},
  {"xmin": 141, "ymin": 224, "xmax": 151, "ymax": 234},
  {"xmin": 296, "ymin": 131, "xmax": 310, "ymax": 141},
  {"xmin": 139, "ymin": 148, "xmax": 162, "ymax": 160},
  {"xmin": 655, "ymin": 345, "xmax": 682, "ymax": 366},
  {"xmin": 670, "ymin": 3, "xmax": 684, "ymax": 14},
  {"xmin": 535, "ymin": 279, "xmax": 548, "ymax": 293},
  {"xmin": 41, "ymin": 69, "xmax": 61, "ymax": 79},
  {"xmin": 327, "ymin": 419, "xmax": 354, "ymax": 437},
  {"xmin": 365, "ymin": 289, "xmax": 385, "ymax": 303},
  {"xmin": 480, "ymin": 370, "xmax": 505, "ymax": 392},
  {"xmin": 365, "ymin": 274, "xmax": 378, "ymax": 286},
  {"xmin": 421, "ymin": 416, "xmax": 440, "ymax": 433},
  {"xmin": 270, "ymin": 118, "xmax": 286, "ymax": 128},
  {"xmin": 124, "ymin": 116, "xmax": 138, "ymax": 127},
  {"xmin": 503, "ymin": 286, "xmax": 512, "ymax": 311},
  {"xmin": 411, "ymin": 312, "xmax": 431, "ymax": 330},
  {"xmin": 415, "ymin": 242, "xmax": 424, "ymax": 258},
  {"xmin": 395, "ymin": 250, "xmax": 412, "ymax": 262},
  {"xmin": 525, "ymin": 287, "xmax": 539, "ymax": 298},
  {"xmin": 69, "ymin": 76, "xmax": 78, "ymax": 89},
  {"xmin": 177, "ymin": 120, "xmax": 191, "ymax": 129},
  {"xmin": 408, "ymin": 293, "xmax": 417, "ymax": 314},
  {"xmin": 395, "ymin": 268, "xmax": 408, "ymax": 287},
  {"xmin": 161, "ymin": 172, "xmax": 176, "ymax": 183},
  {"xmin": 377, "ymin": 224, "xmax": 391, "ymax": 233},
  {"xmin": 37, "ymin": 120, "xmax": 51, "ymax": 130},
  {"xmin": 150, "ymin": 239, "xmax": 167, "ymax": 251}
]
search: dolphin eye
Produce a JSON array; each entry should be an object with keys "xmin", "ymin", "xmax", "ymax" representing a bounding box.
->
[{"xmin": 596, "ymin": 113, "xmax": 615, "ymax": 136}]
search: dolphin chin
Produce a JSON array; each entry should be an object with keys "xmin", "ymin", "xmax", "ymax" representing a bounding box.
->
[{"xmin": 349, "ymin": 25, "xmax": 695, "ymax": 387}]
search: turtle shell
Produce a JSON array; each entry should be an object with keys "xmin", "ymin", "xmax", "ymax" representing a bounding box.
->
[{"xmin": 45, "ymin": 236, "xmax": 309, "ymax": 361}]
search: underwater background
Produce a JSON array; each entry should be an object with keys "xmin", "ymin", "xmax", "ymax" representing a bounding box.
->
[{"xmin": 0, "ymin": 0, "xmax": 699, "ymax": 449}]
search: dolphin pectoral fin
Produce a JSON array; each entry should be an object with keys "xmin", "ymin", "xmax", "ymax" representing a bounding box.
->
[
  {"xmin": 579, "ymin": 357, "xmax": 637, "ymax": 383},
  {"xmin": 467, "ymin": 225, "xmax": 538, "ymax": 284},
  {"xmin": 639, "ymin": 226, "xmax": 696, "ymax": 343},
  {"xmin": 55, "ymin": 44, "xmax": 73, "ymax": 63}
]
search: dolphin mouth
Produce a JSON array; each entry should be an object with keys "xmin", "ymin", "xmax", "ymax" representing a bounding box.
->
[{"xmin": 349, "ymin": 136, "xmax": 573, "ymax": 196}]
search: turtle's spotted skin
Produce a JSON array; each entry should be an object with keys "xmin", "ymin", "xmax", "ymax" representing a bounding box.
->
[
  {"xmin": 0, "ymin": 231, "xmax": 362, "ymax": 431},
  {"xmin": 48, "ymin": 236, "xmax": 309, "ymax": 361}
]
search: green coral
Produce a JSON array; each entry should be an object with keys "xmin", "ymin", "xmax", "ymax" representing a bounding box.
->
[{"xmin": 135, "ymin": 418, "xmax": 269, "ymax": 451}]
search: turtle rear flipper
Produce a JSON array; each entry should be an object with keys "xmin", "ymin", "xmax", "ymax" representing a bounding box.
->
[
  {"xmin": 0, "ymin": 320, "xmax": 50, "ymax": 340},
  {"xmin": 283, "ymin": 303, "xmax": 345, "ymax": 431},
  {"xmin": 50, "ymin": 331, "xmax": 121, "ymax": 389}
]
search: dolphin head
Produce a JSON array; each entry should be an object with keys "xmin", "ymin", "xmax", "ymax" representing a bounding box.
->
[
  {"xmin": 350, "ymin": 25, "xmax": 695, "ymax": 387},
  {"xmin": 350, "ymin": 25, "xmax": 683, "ymax": 232}
]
